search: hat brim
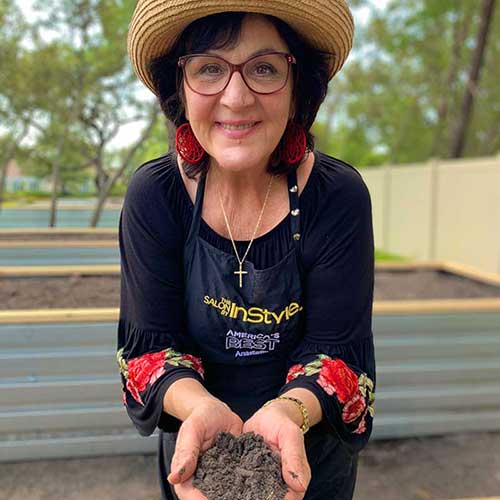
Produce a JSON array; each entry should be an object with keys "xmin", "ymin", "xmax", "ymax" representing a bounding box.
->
[{"xmin": 128, "ymin": 0, "xmax": 354, "ymax": 95}]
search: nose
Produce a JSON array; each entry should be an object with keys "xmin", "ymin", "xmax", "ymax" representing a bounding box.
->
[{"xmin": 219, "ymin": 70, "xmax": 256, "ymax": 109}]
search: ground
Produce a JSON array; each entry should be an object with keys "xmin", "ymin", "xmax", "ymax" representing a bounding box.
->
[{"xmin": 1, "ymin": 431, "xmax": 499, "ymax": 500}]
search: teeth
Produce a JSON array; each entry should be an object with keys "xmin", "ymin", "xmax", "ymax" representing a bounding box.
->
[{"xmin": 219, "ymin": 122, "xmax": 257, "ymax": 130}]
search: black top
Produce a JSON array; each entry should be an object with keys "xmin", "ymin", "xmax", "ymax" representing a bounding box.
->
[{"xmin": 117, "ymin": 150, "xmax": 376, "ymax": 461}]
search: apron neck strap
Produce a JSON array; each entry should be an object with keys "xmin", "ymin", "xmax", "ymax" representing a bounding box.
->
[
  {"xmin": 287, "ymin": 166, "xmax": 301, "ymax": 248},
  {"xmin": 186, "ymin": 171, "xmax": 206, "ymax": 243}
]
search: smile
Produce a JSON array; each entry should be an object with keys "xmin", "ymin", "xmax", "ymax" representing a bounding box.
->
[
  {"xmin": 217, "ymin": 122, "xmax": 259, "ymax": 130},
  {"xmin": 215, "ymin": 121, "xmax": 261, "ymax": 138}
]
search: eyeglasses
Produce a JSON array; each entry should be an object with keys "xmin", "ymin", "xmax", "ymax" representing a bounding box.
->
[{"xmin": 177, "ymin": 51, "xmax": 296, "ymax": 96}]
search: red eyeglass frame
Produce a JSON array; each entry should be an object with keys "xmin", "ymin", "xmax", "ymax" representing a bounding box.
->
[{"xmin": 177, "ymin": 51, "xmax": 297, "ymax": 96}]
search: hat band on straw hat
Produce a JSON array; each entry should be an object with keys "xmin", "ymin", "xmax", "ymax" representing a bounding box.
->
[{"xmin": 128, "ymin": 0, "xmax": 354, "ymax": 95}]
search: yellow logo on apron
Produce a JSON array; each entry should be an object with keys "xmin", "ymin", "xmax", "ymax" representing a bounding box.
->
[{"xmin": 203, "ymin": 295, "xmax": 303, "ymax": 325}]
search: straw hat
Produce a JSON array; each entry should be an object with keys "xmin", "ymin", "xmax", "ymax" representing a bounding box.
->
[{"xmin": 128, "ymin": 0, "xmax": 355, "ymax": 95}]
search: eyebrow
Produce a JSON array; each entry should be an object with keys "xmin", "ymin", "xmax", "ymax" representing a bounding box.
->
[{"xmin": 206, "ymin": 47, "xmax": 281, "ymax": 58}]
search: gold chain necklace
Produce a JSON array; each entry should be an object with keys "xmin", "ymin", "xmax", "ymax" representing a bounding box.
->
[{"xmin": 215, "ymin": 170, "xmax": 275, "ymax": 288}]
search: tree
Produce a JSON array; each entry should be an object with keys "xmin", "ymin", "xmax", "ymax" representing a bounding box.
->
[
  {"xmin": 314, "ymin": 0, "xmax": 499, "ymax": 167},
  {"xmin": 430, "ymin": 0, "xmax": 473, "ymax": 156},
  {"xmin": 449, "ymin": 0, "xmax": 497, "ymax": 157},
  {"xmin": 0, "ymin": 0, "xmax": 36, "ymax": 211},
  {"xmin": 7, "ymin": 0, "xmax": 158, "ymax": 226}
]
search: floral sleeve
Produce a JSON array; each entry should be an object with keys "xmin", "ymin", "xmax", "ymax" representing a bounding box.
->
[
  {"xmin": 117, "ymin": 347, "xmax": 205, "ymax": 407},
  {"xmin": 285, "ymin": 355, "xmax": 375, "ymax": 435}
]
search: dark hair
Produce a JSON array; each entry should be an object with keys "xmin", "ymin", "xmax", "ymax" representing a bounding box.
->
[{"xmin": 147, "ymin": 12, "xmax": 332, "ymax": 179}]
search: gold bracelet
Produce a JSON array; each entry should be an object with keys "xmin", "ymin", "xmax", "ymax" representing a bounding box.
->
[{"xmin": 263, "ymin": 396, "xmax": 310, "ymax": 434}]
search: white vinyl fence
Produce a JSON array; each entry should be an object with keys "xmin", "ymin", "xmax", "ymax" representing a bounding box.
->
[{"xmin": 361, "ymin": 154, "xmax": 500, "ymax": 275}]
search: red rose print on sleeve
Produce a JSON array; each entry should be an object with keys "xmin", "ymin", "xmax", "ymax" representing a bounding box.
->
[
  {"xmin": 283, "ymin": 354, "xmax": 375, "ymax": 434},
  {"xmin": 316, "ymin": 358, "xmax": 359, "ymax": 403},
  {"xmin": 342, "ymin": 392, "xmax": 367, "ymax": 423},
  {"xmin": 126, "ymin": 351, "xmax": 167, "ymax": 405},
  {"xmin": 117, "ymin": 348, "xmax": 205, "ymax": 406},
  {"xmin": 286, "ymin": 363, "xmax": 306, "ymax": 383}
]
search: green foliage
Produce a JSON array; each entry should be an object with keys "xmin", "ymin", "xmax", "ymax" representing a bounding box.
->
[
  {"xmin": 1, "ymin": 0, "xmax": 151, "ymax": 196},
  {"xmin": 316, "ymin": 0, "xmax": 499, "ymax": 166},
  {"xmin": 2, "ymin": 0, "xmax": 498, "ymax": 199},
  {"xmin": 375, "ymin": 249, "xmax": 412, "ymax": 262},
  {"xmin": 3, "ymin": 190, "xmax": 52, "ymax": 205},
  {"xmin": 131, "ymin": 119, "xmax": 171, "ymax": 170},
  {"xmin": 109, "ymin": 183, "xmax": 126, "ymax": 196}
]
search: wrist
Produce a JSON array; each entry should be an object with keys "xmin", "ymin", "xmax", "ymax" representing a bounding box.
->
[
  {"xmin": 198, "ymin": 396, "xmax": 230, "ymax": 413},
  {"xmin": 281, "ymin": 388, "xmax": 322, "ymax": 427},
  {"xmin": 163, "ymin": 378, "xmax": 221, "ymax": 421},
  {"xmin": 272, "ymin": 399, "xmax": 304, "ymax": 427},
  {"xmin": 263, "ymin": 396, "xmax": 310, "ymax": 434}
]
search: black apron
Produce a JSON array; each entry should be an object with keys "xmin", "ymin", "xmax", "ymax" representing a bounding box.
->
[{"xmin": 158, "ymin": 165, "xmax": 358, "ymax": 500}]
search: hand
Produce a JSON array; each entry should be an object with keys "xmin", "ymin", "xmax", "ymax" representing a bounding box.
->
[
  {"xmin": 168, "ymin": 398, "xmax": 243, "ymax": 500},
  {"xmin": 243, "ymin": 401, "xmax": 311, "ymax": 500}
]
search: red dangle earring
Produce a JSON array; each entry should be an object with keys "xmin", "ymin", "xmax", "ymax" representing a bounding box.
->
[
  {"xmin": 175, "ymin": 122, "xmax": 206, "ymax": 164},
  {"xmin": 282, "ymin": 121, "xmax": 307, "ymax": 165}
]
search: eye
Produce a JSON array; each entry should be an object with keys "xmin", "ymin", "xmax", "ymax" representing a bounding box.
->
[
  {"xmin": 198, "ymin": 63, "xmax": 224, "ymax": 75},
  {"xmin": 253, "ymin": 63, "xmax": 277, "ymax": 75}
]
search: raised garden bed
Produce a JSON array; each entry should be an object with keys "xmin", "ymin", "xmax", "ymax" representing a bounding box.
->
[
  {"xmin": 1, "ymin": 262, "xmax": 500, "ymax": 311},
  {"xmin": 1, "ymin": 260, "xmax": 500, "ymax": 463}
]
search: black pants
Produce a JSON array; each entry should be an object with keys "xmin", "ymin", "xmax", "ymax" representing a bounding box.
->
[
  {"xmin": 157, "ymin": 430, "xmax": 358, "ymax": 500},
  {"xmin": 158, "ymin": 431, "xmax": 179, "ymax": 500}
]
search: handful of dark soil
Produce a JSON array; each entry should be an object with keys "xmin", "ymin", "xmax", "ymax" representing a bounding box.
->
[{"xmin": 192, "ymin": 431, "xmax": 288, "ymax": 500}]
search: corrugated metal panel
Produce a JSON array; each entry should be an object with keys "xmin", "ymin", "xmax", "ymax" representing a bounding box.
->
[
  {"xmin": 374, "ymin": 312, "xmax": 500, "ymax": 334},
  {"xmin": 0, "ymin": 349, "xmax": 114, "ymax": 378},
  {"xmin": 2, "ymin": 432, "xmax": 157, "ymax": 462},
  {"xmin": 0, "ymin": 404, "xmax": 129, "ymax": 433},
  {"xmin": 0, "ymin": 377, "xmax": 120, "ymax": 407},
  {"xmin": 0, "ymin": 323, "xmax": 115, "ymax": 349},
  {"xmin": 0, "ymin": 247, "xmax": 119, "ymax": 266},
  {"xmin": 377, "ymin": 358, "xmax": 500, "ymax": 386},
  {"xmin": 372, "ymin": 410, "xmax": 500, "ymax": 439},
  {"xmin": 372, "ymin": 311, "xmax": 500, "ymax": 442},
  {"xmin": 0, "ymin": 311, "xmax": 499, "ymax": 462}
]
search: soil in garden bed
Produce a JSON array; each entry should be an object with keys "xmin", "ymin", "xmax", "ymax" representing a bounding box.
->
[
  {"xmin": 375, "ymin": 269, "xmax": 500, "ymax": 300},
  {"xmin": 1, "ymin": 275, "xmax": 120, "ymax": 309},
  {"xmin": 1, "ymin": 269, "xmax": 500, "ymax": 310},
  {"xmin": 0, "ymin": 232, "xmax": 118, "ymax": 242}
]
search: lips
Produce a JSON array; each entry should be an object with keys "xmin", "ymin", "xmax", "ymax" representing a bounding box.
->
[
  {"xmin": 215, "ymin": 121, "xmax": 261, "ymax": 138},
  {"xmin": 216, "ymin": 121, "xmax": 260, "ymax": 130}
]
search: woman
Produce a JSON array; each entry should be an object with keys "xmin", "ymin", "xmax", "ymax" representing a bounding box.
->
[{"xmin": 118, "ymin": 1, "xmax": 376, "ymax": 499}]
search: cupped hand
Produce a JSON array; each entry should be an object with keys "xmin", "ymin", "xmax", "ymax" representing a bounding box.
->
[
  {"xmin": 243, "ymin": 402, "xmax": 311, "ymax": 500},
  {"xmin": 168, "ymin": 398, "xmax": 243, "ymax": 500}
]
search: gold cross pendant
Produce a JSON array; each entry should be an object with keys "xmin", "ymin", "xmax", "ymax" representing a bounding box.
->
[{"xmin": 234, "ymin": 263, "xmax": 248, "ymax": 288}]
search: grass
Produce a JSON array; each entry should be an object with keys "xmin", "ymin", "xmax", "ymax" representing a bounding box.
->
[
  {"xmin": 375, "ymin": 249, "xmax": 411, "ymax": 262},
  {"xmin": 3, "ymin": 192, "xmax": 98, "ymax": 203}
]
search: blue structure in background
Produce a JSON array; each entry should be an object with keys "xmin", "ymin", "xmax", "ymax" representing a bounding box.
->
[{"xmin": 0, "ymin": 209, "xmax": 120, "ymax": 228}]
